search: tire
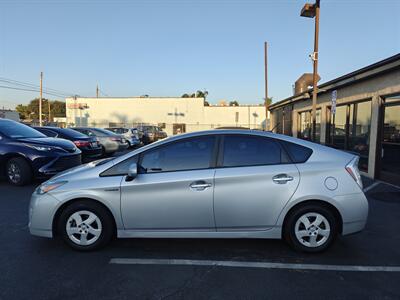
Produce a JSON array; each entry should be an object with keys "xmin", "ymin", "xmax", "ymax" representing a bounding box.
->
[
  {"xmin": 101, "ymin": 146, "xmax": 107, "ymax": 158},
  {"xmin": 283, "ymin": 204, "xmax": 338, "ymax": 253},
  {"xmin": 58, "ymin": 200, "xmax": 115, "ymax": 251},
  {"xmin": 6, "ymin": 157, "xmax": 32, "ymax": 186}
]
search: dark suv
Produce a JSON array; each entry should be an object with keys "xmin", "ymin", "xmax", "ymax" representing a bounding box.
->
[{"xmin": 0, "ymin": 119, "xmax": 82, "ymax": 186}]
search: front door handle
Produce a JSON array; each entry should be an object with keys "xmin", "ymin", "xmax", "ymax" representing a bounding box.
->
[
  {"xmin": 272, "ymin": 174, "xmax": 294, "ymax": 184},
  {"xmin": 190, "ymin": 181, "xmax": 212, "ymax": 191}
]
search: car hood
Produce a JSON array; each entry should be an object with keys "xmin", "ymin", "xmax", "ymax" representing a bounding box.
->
[
  {"xmin": 18, "ymin": 137, "xmax": 77, "ymax": 152},
  {"xmin": 48, "ymin": 157, "xmax": 115, "ymax": 182}
]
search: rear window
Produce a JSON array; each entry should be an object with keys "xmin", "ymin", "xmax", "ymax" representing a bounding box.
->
[{"xmin": 280, "ymin": 141, "xmax": 313, "ymax": 163}]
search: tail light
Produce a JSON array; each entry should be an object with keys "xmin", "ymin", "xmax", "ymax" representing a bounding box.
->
[
  {"xmin": 110, "ymin": 137, "xmax": 120, "ymax": 142},
  {"xmin": 73, "ymin": 140, "xmax": 90, "ymax": 147},
  {"xmin": 346, "ymin": 156, "xmax": 363, "ymax": 189}
]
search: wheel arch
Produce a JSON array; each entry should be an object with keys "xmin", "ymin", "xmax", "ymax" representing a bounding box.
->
[
  {"xmin": 52, "ymin": 197, "xmax": 117, "ymax": 237},
  {"xmin": 281, "ymin": 199, "xmax": 343, "ymax": 237}
]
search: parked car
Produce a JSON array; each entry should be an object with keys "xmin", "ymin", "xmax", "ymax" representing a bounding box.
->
[
  {"xmin": 105, "ymin": 127, "xmax": 141, "ymax": 148},
  {"xmin": 72, "ymin": 127, "xmax": 129, "ymax": 156},
  {"xmin": 34, "ymin": 126, "xmax": 102, "ymax": 161},
  {"xmin": 29, "ymin": 129, "xmax": 368, "ymax": 252},
  {"xmin": 136, "ymin": 125, "xmax": 167, "ymax": 144},
  {"xmin": 0, "ymin": 119, "xmax": 81, "ymax": 186}
]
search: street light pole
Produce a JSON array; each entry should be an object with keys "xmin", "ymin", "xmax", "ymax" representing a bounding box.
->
[
  {"xmin": 301, "ymin": 0, "xmax": 320, "ymax": 142},
  {"xmin": 311, "ymin": 0, "xmax": 320, "ymax": 142},
  {"xmin": 264, "ymin": 41, "xmax": 269, "ymax": 131}
]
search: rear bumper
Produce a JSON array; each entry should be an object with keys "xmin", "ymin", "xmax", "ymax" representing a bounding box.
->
[
  {"xmin": 81, "ymin": 147, "xmax": 102, "ymax": 158},
  {"xmin": 335, "ymin": 192, "xmax": 369, "ymax": 235}
]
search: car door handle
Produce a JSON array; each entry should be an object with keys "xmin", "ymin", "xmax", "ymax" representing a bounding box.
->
[
  {"xmin": 272, "ymin": 174, "xmax": 294, "ymax": 184},
  {"xmin": 190, "ymin": 181, "xmax": 212, "ymax": 191}
]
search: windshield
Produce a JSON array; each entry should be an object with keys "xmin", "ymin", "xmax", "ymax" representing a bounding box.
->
[
  {"xmin": 61, "ymin": 128, "xmax": 88, "ymax": 139},
  {"xmin": 92, "ymin": 128, "xmax": 117, "ymax": 136},
  {"xmin": 0, "ymin": 121, "xmax": 46, "ymax": 139}
]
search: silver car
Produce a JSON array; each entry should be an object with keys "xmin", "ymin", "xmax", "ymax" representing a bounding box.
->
[{"xmin": 29, "ymin": 130, "xmax": 368, "ymax": 252}]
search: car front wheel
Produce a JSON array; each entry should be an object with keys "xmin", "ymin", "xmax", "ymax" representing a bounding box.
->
[
  {"xmin": 58, "ymin": 200, "xmax": 114, "ymax": 251},
  {"xmin": 284, "ymin": 204, "xmax": 338, "ymax": 253},
  {"xmin": 6, "ymin": 157, "xmax": 32, "ymax": 186}
]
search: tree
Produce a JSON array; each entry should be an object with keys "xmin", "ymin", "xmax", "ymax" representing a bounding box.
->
[
  {"xmin": 263, "ymin": 97, "xmax": 273, "ymax": 107},
  {"xmin": 229, "ymin": 100, "xmax": 239, "ymax": 106},
  {"xmin": 15, "ymin": 98, "xmax": 66, "ymax": 121},
  {"xmin": 181, "ymin": 93, "xmax": 190, "ymax": 98}
]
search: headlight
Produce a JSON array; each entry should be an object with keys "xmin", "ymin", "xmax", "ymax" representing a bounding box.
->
[
  {"xmin": 37, "ymin": 181, "xmax": 67, "ymax": 195},
  {"xmin": 28, "ymin": 144, "xmax": 53, "ymax": 151}
]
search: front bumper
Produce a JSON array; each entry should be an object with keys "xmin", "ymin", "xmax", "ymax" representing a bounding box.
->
[
  {"xmin": 36, "ymin": 153, "xmax": 82, "ymax": 176},
  {"xmin": 29, "ymin": 192, "xmax": 61, "ymax": 238}
]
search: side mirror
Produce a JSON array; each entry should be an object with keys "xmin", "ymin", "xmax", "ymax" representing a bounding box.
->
[{"xmin": 126, "ymin": 162, "xmax": 138, "ymax": 181}]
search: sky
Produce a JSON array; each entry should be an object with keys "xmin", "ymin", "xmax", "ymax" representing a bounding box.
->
[{"xmin": 0, "ymin": 0, "xmax": 399, "ymax": 109}]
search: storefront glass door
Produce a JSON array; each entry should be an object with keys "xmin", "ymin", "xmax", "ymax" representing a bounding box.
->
[{"xmin": 380, "ymin": 98, "xmax": 400, "ymax": 185}]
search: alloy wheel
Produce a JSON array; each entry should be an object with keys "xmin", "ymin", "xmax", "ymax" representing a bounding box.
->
[
  {"xmin": 66, "ymin": 210, "xmax": 102, "ymax": 246},
  {"xmin": 294, "ymin": 212, "xmax": 331, "ymax": 248},
  {"xmin": 7, "ymin": 162, "xmax": 21, "ymax": 184}
]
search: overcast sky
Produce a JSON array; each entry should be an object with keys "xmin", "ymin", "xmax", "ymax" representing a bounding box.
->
[{"xmin": 0, "ymin": 0, "xmax": 399, "ymax": 109}]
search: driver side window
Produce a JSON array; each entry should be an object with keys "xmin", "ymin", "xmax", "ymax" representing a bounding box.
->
[{"xmin": 101, "ymin": 155, "xmax": 138, "ymax": 177}]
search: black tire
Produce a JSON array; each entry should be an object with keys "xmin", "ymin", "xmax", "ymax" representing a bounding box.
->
[
  {"xmin": 6, "ymin": 157, "xmax": 32, "ymax": 186},
  {"xmin": 101, "ymin": 146, "xmax": 107, "ymax": 158},
  {"xmin": 283, "ymin": 204, "xmax": 338, "ymax": 253},
  {"xmin": 58, "ymin": 200, "xmax": 115, "ymax": 251}
]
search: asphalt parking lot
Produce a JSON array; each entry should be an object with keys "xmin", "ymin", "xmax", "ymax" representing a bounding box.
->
[{"xmin": 0, "ymin": 158, "xmax": 400, "ymax": 299}]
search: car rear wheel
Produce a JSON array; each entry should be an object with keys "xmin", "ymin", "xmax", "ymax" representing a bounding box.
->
[
  {"xmin": 58, "ymin": 200, "xmax": 114, "ymax": 251},
  {"xmin": 6, "ymin": 157, "xmax": 32, "ymax": 186},
  {"xmin": 284, "ymin": 204, "xmax": 338, "ymax": 253}
]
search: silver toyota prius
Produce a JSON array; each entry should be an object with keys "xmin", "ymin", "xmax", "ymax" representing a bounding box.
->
[{"xmin": 29, "ymin": 130, "xmax": 368, "ymax": 252}]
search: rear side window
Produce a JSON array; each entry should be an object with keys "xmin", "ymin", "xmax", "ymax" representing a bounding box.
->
[
  {"xmin": 280, "ymin": 141, "xmax": 313, "ymax": 163},
  {"xmin": 222, "ymin": 135, "xmax": 283, "ymax": 167}
]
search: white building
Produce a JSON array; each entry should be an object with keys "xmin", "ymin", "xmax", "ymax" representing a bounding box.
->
[
  {"xmin": 65, "ymin": 97, "xmax": 268, "ymax": 136},
  {"xmin": 0, "ymin": 109, "xmax": 20, "ymax": 122}
]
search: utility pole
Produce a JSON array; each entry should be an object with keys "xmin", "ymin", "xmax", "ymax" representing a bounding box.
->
[
  {"xmin": 301, "ymin": 0, "xmax": 321, "ymax": 142},
  {"xmin": 264, "ymin": 41, "xmax": 269, "ymax": 131},
  {"xmin": 39, "ymin": 72, "xmax": 43, "ymax": 126},
  {"xmin": 96, "ymin": 84, "xmax": 99, "ymax": 98},
  {"xmin": 311, "ymin": 0, "xmax": 320, "ymax": 142},
  {"xmin": 48, "ymin": 100, "xmax": 51, "ymax": 124}
]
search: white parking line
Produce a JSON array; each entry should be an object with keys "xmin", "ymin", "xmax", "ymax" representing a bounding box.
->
[{"xmin": 109, "ymin": 258, "xmax": 400, "ymax": 272}]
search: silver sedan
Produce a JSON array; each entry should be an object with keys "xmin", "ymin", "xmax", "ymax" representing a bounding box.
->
[{"xmin": 29, "ymin": 130, "xmax": 368, "ymax": 252}]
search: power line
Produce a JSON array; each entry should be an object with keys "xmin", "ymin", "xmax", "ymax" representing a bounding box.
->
[
  {"xmin": 0, "ymin": 84, "xmax": 71, "ymax": 98},
  {"xmin": 0, "ymin": 76, "xmax": 78, "ymax": 97}
]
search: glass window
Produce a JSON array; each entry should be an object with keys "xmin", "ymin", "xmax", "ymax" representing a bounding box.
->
[
  {"xmin": 297, "ymin": 109, "xmax": 321, "ymax": 142},
  {"xmin": 281, "ymin": 141, "xmax": 313, "ymax": 163},
  {"xmin": 39, "ymin": 129, "xmax": 58, "ymax": 137},
  {"xmin": 0, "ymin": 120, "xmax": 46, "ymax": 139},
  {"xmin": 298, "ymin": 111, "xmax": 311, "ymax": 140},
  {"xmin": 349, "ymin": 101, "xmax": 371, "ymax": 171},
  {"xmin": 222, "ymin": 135, "xmax": 282, "ymax": 167},
  {"xmin": 330, "ymin": 105, "xmax": 347, "ymax": 149},
  {"xmin": 141, "ymin": 136, "xmax": 215, "ymax": 173},
  {"xmin": 329, "ymin": 100, "xmax": 371, "ymax": 171},
  {"xmin": 101, "ymin": 155, "xmax": 138, "ymax": 176}
]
